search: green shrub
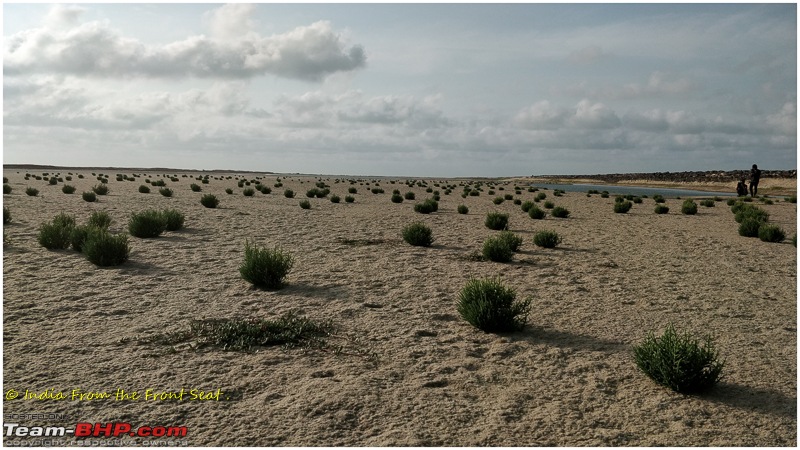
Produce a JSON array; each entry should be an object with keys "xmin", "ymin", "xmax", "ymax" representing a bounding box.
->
[
  {"xmin": 529, "ymin": 205, "xmax": 546, "ymax": 219},
  {"xmin": 654, "ymin": 204, "xmax": 670, "ymax": 214},
  {"xmin": 191, "ymin": 183, "xmax": 203, "ymax": 192},
  {"xmin": 371, "ymin": 188, "xmax": 384, "ymax": 194},
  {"xmin": 243, "ymin": 187, "xmax": 255, "ymax": 197},
  {"xmin": 497, "ymin": 231, "xmax": 523, "ymax": 252},
  {"xmin": 758, "ymin": 224, "xmax": 785, "ymax": 243},
  {"xmin": 284, "ymin": 189, "xmax": 295, "ymax": 198},
  {"xmin": 92, "ymin": 184, "xmax": 109, "ymax": 195},
  {"xmin": 614, "ymin": 201, "xmax": 633, "ymax": 214},
  {"xmin": 633, "ymin": 197, "xmax": 643, "ymax": 204},
  {"xmin": 402, "ymin": 222, "xmax": 434, "ymax": 247},
  {"xmin": 734, "ymin": 205, "xmax": 769, "ymax": 224},
  {"xmin": 681, "ymin": 199, "xmax": 698, "ymax": 215},
  {"xmin": 485, "ymin": 212, "xmax": 509, "ymax": 230},
  {"xmin": 600, "ymin": 192, "xmax": 610, "ymax": 198},
  {"xmin": 738, "ymin": 218, "xmax": 762, "ymax": 237},
  {"xmin": 348, "ymin": 187, "xmax": 358, "ymax": 194},
  {"xmin": 3, "ymin": 184, "xmax": 11, "ymax": 195},
  {"xmin": 82, "ymin": 230, "xmax": 130, "ymax": 266},
  {"xmin": 457, "ymin": 277, "xmax": 531, "ymax": 332},
  {"xmin": 404, "ymin": 192, "xmax": 415, "ymax": 200},
  {"xmin": 533, "ymin": 230, "xmax": 562, "ymax": 248},
  {"xmin": 344, "ymin": 195, "xmax": 355, "ymax": 203},
  {"xmin": 482, "ymin": 236, "xmax": 513, "ymax": 262},
  {"xmin": 299, "ymin": 200, "xmax": 311, "ymax": 209},
  {"xmin": 551, "ymin": 206, "xmax": 570, "ymax": 218},
  {"xmin": 26, "ymin": 187, "xmax": 39, "ymax": 197},
  {"xmin": 139, "ymin": 185, "xmax": 151, "ymax": 194},
  {"xmin": 161, "ymin": 209, "xmax": 185, "ymax": 231},
  {"xmin": 536, "ymin": 193, "xmax": 546, "ymax": 201},
  {"xmin": 726, "ymin": 198, "xmax": 736, "ymax": 206},
  {"xmin": 653, "ymin": 194, "xmax": 665, "ymax": 203},
  {"xmin": 543, "ymin": 200, "xmax": 555, "ymax": 209},
  {"xmin": 200, "ymin": 194, "xmax": 219, "ymax": 208},
  {"xmin": 239, "ymin": 241, "xmax": 294, "ymax": 289},
  {"xmin": 330, "ymin": 194, "xmax": 341, "ymax": 203},
  {"xmin": 633, "ymin": 324, "xmax": 723, "ymax": 394},
  {"xmin": 260, "ymin": 186, "xmax": 272, "ymax": 195},
  {"xmin": 792, "ymin": 234, "xmax": 797, "ymax": 247},
  {"xmin": 38, "ymin": 219, "xmax": 74, "ymax": 249},
  {"xmin": 49, "ymin": 177, "xmax": 58, "ymax": 185},
  {"xmin": 457, "ymin": 204, "xmax": 469, "ymax": 214},
  {"xmin": 152, "ymin": 179, "xmax": 166, "ymax": 187},
  {"xmin": 61, "ymin": 185, "xmax": 76, "ymax": 194},
  {"xmin": 700, "ymin": 199, "xmax": 715, "ymax": 207},
  {"xmin": 785, "ymin": 196, "xmax": 797, "ymax": 204},
  {"xmin": 3, "ymin": 207, "xmax": 10, "ymax": 224},
  {"xmin": 82, "ymin": 191, "xmax": 97, "ymax": 202},
  {"xmin": 159, "ymin": 187, "xmax": 173, "ymax": 197},
  {"xmin": 88, "ymin": 211, "xmax": 112, "ymax": 229},
  {"xmin": 128, "ymin": 210, "xmax": 167, "ymax": 238},
  {"xmin": 493, "ymin": 197, "xmax": 504, "ymax": 205},
  {"xmin": 414, "ymin": 199, "xmax": 439, "ymax": 214},
  {"xmin": 521, "ymin": 201, "xmax": 534, "ymax": 213},
  {"xmin": 69, "ymin": 225, "xmax": 96, "ymax": 252},
  {"xmin": 391, "ymin": 193, "xmax": 404, "ymax": 203}
]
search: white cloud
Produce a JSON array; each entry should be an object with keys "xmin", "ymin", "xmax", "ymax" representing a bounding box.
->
[
  {"xmin": 515, "ymin": 100, "xmax": 620, "ymax": 130},
  {"xmin": 4, "ymin": 5, "xmax": 366, "ymax": 82},
  {"xmin": 43, "ymin": 4, "xmax": 86, "ymax": 30},
  {"xmin": 206, "ymin": 3, "xmax": 255, "ymax": 41}
]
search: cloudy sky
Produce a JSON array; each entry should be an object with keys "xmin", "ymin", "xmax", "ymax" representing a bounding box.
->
[{"xmin": 3, "ymin": 3, "xmax": 797, "ymax": 177}]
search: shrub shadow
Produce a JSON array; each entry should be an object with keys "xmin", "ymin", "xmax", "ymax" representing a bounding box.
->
[
  {"xmin": 702, "ymin": 382, "xmax": 797, "ymax": 419},
  {"xmin": 511, "ymin": 326, "xmax": 629, "ymax": 353}
]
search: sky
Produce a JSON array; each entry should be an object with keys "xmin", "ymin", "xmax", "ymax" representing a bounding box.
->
[{"xmin": 3, "ymin": 3, "xmax": 797, "ymax": 177}]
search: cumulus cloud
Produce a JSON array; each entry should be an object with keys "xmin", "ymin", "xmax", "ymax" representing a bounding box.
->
[
  {"xmin": 515, "ymin": 100, "xmax": 620, "ymax": 130},
  {"xmin": 558, "ymin": 72, "xmax": 698, "ymax": 100},
  {"xmin": 4, "ymin": 5, "xmax": 366, "ymax": 81}
]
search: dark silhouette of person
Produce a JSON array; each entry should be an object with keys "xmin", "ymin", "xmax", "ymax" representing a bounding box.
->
[
  {"xmin": 749, "ymin": 164, "xmax": 761, "ymax": 197},
  {"xmin": 736, "ymin": 178, "xmax": 748, "ymax": 196}
]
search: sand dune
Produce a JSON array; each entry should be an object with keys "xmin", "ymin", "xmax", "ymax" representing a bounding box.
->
[{"xmin": 3, "ymin": 168, "xmax": 796, "ymax": 446}]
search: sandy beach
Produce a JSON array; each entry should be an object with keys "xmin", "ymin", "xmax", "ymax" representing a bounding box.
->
[{"xmin": 2, "ymin": 167, "xmax": 796, "ymax": 446}]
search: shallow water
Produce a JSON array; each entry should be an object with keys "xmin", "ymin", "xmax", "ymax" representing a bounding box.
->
[{"xmin": 530, "ymin": 182, "xmax": 736, "ymax": 198}]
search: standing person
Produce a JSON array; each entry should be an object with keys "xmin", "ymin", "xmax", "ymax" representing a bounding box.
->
[{"xmin": 749, "ymin": 164, "xmax": 761, "ymax": 197}]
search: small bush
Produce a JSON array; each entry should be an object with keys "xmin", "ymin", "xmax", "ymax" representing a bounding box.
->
[
  {"xmin": 200, "ymin": 194, "xmax": 219, "ymax": 208},
  {"xmin": 139, "ymin": 185, "xmax": 151, "ymax": 194},
  {"xmin": 299, "ymin": 200, "xmax": 311, "ymax": 209},
  {"xmin": 92, "ymin": 184, "xmax": 109, "ymax": 195},
  {"xmin": 239, "ymin": 241, "xmax": 294, "ymax": 289},
  {"xmin": 734, "ymin": 205, "xmax": 769, "ymax": 224},
  {"xmin": 614, "ymin": 201, "xmax": 633, "ymax": 214},
  {"xmin": 189, "ymin": 183, "xmax": 202, "ymax": 192},
  {"xmin": 533, "ymin": 230, "xmax": 562, "ymax": 248},
  {"xmin": 633, "ymin": 324, "xmax": 723, "ymax": 394},
  {"xmin": 88, "ymin": 211, "xmax": 112, "ymax": 229},
  {"xmin": 726, "ymin": 198, "xmax": 736, "ymax": 206},
  {"xmin": 497, "ymin": 231, "xmax": 523, "ymax": 252},
  {"xmin": 391, "ymin": 193, "xmax": 404, "ymax": 203},
  {"xmin": 482, "ymin": 236, "xmax": 513, "ymax": 262},
  {"xmin": 485, "ymin": 212, "xmax": 509, "ymax": 230},
  {"xmin": 457, "ymin": 278, "xmax": 531, "ymax": 332},
  {"xmin": 681, "ymin": 199, "xmax": 698, "ymax": 215},
  {"xmin": 69, "ymin": 225, "xmax": 96, "ymax": 252},
  {"xmin": 82, "ymin": 191, "xmax": 97, "ymax": 202},
  {"xmin": 3, "ymin": 207, "xmax": 10, "ymax": 224},
  {"xmin": 26, "ymin": 187, "xmax": 39, "ymax": 197},
  {"xmin": 344, "ymin": 195, "xmax": 355, "ymax": 203},
  {"xmin": 402, "ymin": 222, "xmax": 434, "ymax": 247},
  {"xmin": 49, "ymin": 177, "xmax": 58, "ymax": 185},
  {"xmin": 493, "ymin": 197, "xmax": 504, "ymax": 205},
  {"xmin": 38, "ymin": 219, "xmax": 74, "ymax": 249},
  {"xmin": 521, "ymin": 201, "xmax": 534, "ymax": 213},
  {"xmin": 371, "ymin": 188, "xmax": 385, "ymax": 194},
  {"xmin": 785, "ymin": 196, "xmax": 797, "ymax": 204},
  {"xmin": 551, "ymin": 206, "xmax": 570, "ymax": 218},
  {"xmin": 758, "ymin": 224, "xmax": 785, "ymax": 243},
  {"xmin": 243, "ymin": 188, "xmax": 255, "ymax": 197},
  {"xmin": 284, "ymin": 189, "xmax": 295, "ymax": 198},
  {"xmin": 260, "ymin": 186, "xmax": 272, "ymax": 195},
  {"xmin": 654, "ymin": 204, "xmax": 670, "ymax": 214},
  {"xmin": 82, "ymin": 230, "xmax": 130, "ymax": 266},
  {"xmin": 414, "ymin": 199, "xmax": 439, "ymax": 214},
  {"xmin": 60, "ymin": 184, "xmax": 76, "ymax": 194},
  {"xmin": 128, "ymin": 210, "xmax": 167, "ymax": 238},
  {"xmin": 161, "ymin": 209, "xmax": 185, "ymax": 231},
  {"xmin": 3, "ymin": 184, "xmax": 11, "ymax": 194},
  {"xmin": 159, "ymin": 187, "xmax": 173, "ymax": 197},
  {"xmin": 653, "ymin": 194, "xmax": 665, "ymax": 203},
  {"xmin": 529, "ymin": 205, "xmax": 546, "ymax": 219},
  {"xmin": 738, "ymin": 218, "xmax": 762, "ymax": 237},
  {"xmin": 536, "ymin": 193, "xmax": 546, "ymax": 201},
  {"xmin": 404, "ymin": 192, "xmax": 415, "ymax": 200},
  {"xmin": 633, "ymin": 197, "xmax": 643, "ymax": 204},
  {"xmin": 457, "ymin": 205, "xmax": 469, "ymax": 214},
  {"xmin": 330, "ymin": 194, "xmax": 341, "ymax": 203},
  {"xmin": 700, "ymin": 199, "xmax": 715, "ymax": 207}
]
